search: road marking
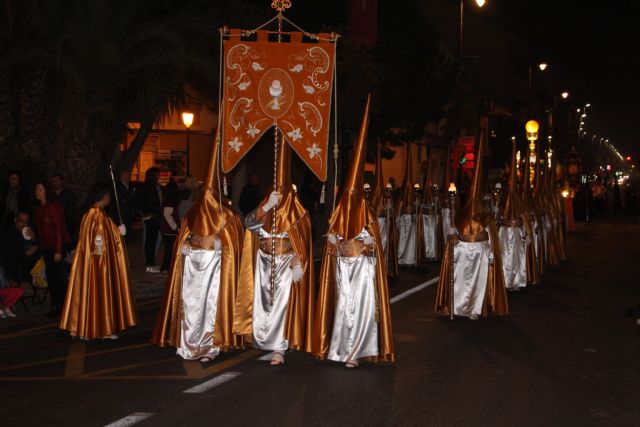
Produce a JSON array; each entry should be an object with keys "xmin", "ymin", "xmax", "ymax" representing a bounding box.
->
[
  {"xmin": 183, "ymin": 372, "xmax": 242, "ymax": 394},
  {"xmin": 390, "ymin": 276, "xmax": 439, "ymax": 304},
  {"xmin": 0, "ymin": 322, "xmax": 59, "ymax": 339},
  {"xmin": 64, "ymin": 341, "xmax": 86, "ymax": 377},
  {"xmin": 0, "ymin": 343, "xmax": 150, "ymax": 373},
  {"xmin": 104, "ymin": 412, "xmax": 154, "ymax": 427}
]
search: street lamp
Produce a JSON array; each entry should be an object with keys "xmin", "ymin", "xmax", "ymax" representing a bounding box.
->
[
  {"xmin": 561, "ymin": 92, "xmax": 569, "ymax": 99},
  {"xmin": 181, "ymin": 112, "xmax": 194, "ymax": 176},
  {"xmin": 459, "ymin": 0, "xmax": 486, "ymax": 58},
  {"xmin": 528, "ymin": 62, "xmax": 549, "ymax": 116},
  {"xmin": 526, "ymin": 120, "xmax": 539, "ymax": 188}
]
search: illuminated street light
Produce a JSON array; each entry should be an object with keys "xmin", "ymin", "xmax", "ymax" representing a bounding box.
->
[
  {"xmin": 182, "ymin": 111, "xmax": 194, "ymax": 175},
  {"xmin": 475, "ymin": 0, "xmax": 486, "ymax": 6},
  {"xmin": 561, "ymin": 92, "xmax": 569, "ymax": 99},
  {"xmin": 539, "ymin": 63, "xmax": 548, "ymax": 71}
]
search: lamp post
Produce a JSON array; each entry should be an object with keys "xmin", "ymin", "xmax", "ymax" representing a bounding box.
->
[
  {"xmin": 181, "ymin": 112, "xmax": 194, "ymax": 176},
  {"xmin": 528, "ymin": 62, "xmax": 549, "ymax": 116},
  {"xmin": 526, "ymin": 120, "xmax": 539, "ymax": 189},
  {"xmin": 459, "ymin": 0, "xmax": 486, "ymax": 58}
]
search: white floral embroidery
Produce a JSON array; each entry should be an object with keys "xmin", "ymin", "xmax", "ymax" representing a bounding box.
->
[
  {"xmin": 289, "ymin": 64, "xmax": 303, "ymax": 73},
  {"xmin": 246, "ymin": 123, "xmax": 260, "ymax": 138},
  {"xmin": 307, "ymin": 143, "xmax": 321, "ymax": 159},
  {"xmin": 228, "ymin": 137, "xmax": 243, "ymax": 152},
  {"xmin": 251, "ymin": 62, "xmax": 265, "ymax": 71},
  {"xmin": 238, "ymin": 81, "xmax": 251, "ymax": 91},
  {"xmin": 287, "ymin": 128, "xmax": 302, "ymax": 141},
  {"xmin": 302, "ymin": 84, "xmax": 315, "ymax": 94}
]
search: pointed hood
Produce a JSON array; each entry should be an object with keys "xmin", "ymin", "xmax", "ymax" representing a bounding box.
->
[
  {"xmin": 421, "ymin": 152, "xmax": 433, "ymax": 205},
  {"xmin": 522, "ymin": 141, "xmax": 534, "ymax": 208},
  {"xmin": 399, "ymin": 141, "xmax": 416, "ymax": 214},
  {"xmin": 371, "ymin": 137, "xmax": 385, "ymax": 211},
  {"xmin": 186, "ymin": 132, "xmax": 234, "ymax": 237},
  {"xmin": 501, "ymin": 137, "xmax": 521, "ymax": 220},
  {"xmin": 455, "ymin": 125, "xmax": 487, "ymax": 233},
  {"xmin": 534, "ymin": 142, "xmax": 544, "ymax": 201},
  {"xmin": 328, "ymin": 95, "xmax": 373, "ymax": 240}
]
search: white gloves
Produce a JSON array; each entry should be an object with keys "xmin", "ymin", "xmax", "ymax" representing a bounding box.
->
[
  {"xmin": 118, "ymin": 224, "xmax": 127, "ymax": 236},
  {"xmin": 94, "ymin": 234, "xmax": 104, "ymax": 256},
  {"xmin": 292, "ymin": 263, "xmax": 304, "ymax": 283},
  {"xmin": 181, "ymin": 244, "xmax": 190, "ymax": 256},
  {"xmin": 447, "ymin": 227, "xmax": 457, "ymax": 237},
  {"xmin": 327, "ymin": 233, "xmax": 338, "ymax": 245},
  {"xmin": 213, "ymin": 238, "xmax": 222, "ymax": 251},
  {"xmin": 262, "ymin": 191, "xmax": 282, "ymax": 212},
  {"xmin": 363, "ymin": 234, "xmax": 375, "ymax": 245}
]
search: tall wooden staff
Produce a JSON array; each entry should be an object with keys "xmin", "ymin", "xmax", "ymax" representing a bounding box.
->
[{"xmin": 447, "ymin": 182, "xmax": 457, "ymax": 320}]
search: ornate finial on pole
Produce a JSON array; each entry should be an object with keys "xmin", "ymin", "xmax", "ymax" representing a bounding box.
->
[{"xmin": 271, "ymin": 0, "xmax": 291, "ymax": 13}]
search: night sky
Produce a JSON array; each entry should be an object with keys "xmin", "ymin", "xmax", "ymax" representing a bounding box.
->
[{"xmin": 483, "ymin": 0, "xmax": 640, "ymax": 160}]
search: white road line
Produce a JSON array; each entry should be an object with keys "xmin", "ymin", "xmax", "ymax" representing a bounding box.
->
[
  {"xmin": 104, "ymin": 412, "xmax": 154, "ymax": 427},
  {"xmin": 182, "ymin": 372, "xmax": 242, "ymax": 394},
  {"xmin": 390, "ymin": 276, "xmax": 439, "ymax": 304}
]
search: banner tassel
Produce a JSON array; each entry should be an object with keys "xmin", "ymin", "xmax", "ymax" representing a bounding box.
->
[
  {"xmin": 320, "ymin": 183, "xmax": 326, "ymax": 205},
  {"xmin": 223, "ymin": 175, "xmax": 228, "ymax": 197}
]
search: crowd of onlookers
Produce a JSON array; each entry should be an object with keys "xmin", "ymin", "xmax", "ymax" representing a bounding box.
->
[{"xmin": 0, "ymin": 168, "xmax": 213, "ymax": 320}]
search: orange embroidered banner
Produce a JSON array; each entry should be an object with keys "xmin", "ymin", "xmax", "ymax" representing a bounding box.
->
[{"xmin": 222, "ymin": 30, "xmax": 336, "ymax": 181}]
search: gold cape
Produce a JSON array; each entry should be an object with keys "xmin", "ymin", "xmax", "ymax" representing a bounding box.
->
[
  {"xmin": 434, "ymin": 214, "xmax": 509, "ymax": 317},
  {"xmin": 60, "ymin": 207, "xmax": 137, "ymax": 338},
  {"xmin": 233, "ymin": 193, "xmax": 316, "ymax": 353},
  {"xmin": 149, "ymin": 215, "xmax": 245, "ymax": 351},
  {"xmin": 312, "ymin": 215, "xmax": 395, "ymax": 362}
]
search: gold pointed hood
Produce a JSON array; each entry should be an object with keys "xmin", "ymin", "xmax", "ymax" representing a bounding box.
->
[
  {"xmin": 186, "ymin": 132, "xmax": 234, "ymax": 237},
  {"xmin": 501, "ymin": 137, "xmax": 521, "ymax": 220},
  {"xmin": 455, "ymin": 126, "xmax": 486, "ymax": 233},
  {"xmin": 328, "ymin": 95, "xmax": 373, "ymax": 240},
  {"xmin": 399, "ymin": 141, "xmax": 415, "ymax": 214},
  {"xmin": 421, "ymin": 152, "xmax": 433, "ymax": 205},
  {"xmin": 371, "ymin": 138, "xmax": 385, "ymax": 212}
]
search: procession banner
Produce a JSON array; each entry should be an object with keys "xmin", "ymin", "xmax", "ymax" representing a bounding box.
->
[{"xmin": 222, "ymin": 29, "xmax": 336, "ymax": 181}]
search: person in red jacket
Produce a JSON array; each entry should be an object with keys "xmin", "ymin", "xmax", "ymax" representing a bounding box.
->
[{"xmin": 34, "ymin": 180, "xmax": 70, "ymax": 318}]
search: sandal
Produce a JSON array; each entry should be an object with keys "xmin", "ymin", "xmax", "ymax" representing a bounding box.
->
[
  {"xmin": 270, "ymin": 351, "xmax": 285, "ymax": 366},
  {"xmin": 345, "ymin": 360, "xmax": 359, "ymax": 369},
  {"xmin": 199, "ymin": 354, "xmax": 216, "ymax": 363}
]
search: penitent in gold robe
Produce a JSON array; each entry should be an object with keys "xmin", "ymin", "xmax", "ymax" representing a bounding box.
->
[
  {"xmin": 60, "ymin": 207, "xmax": 137, "ymax": 339},
  {"xmin": 233, "ymin": 188, "xmax": 315, "ymax": 353},
  {"xmin": 150, "ymin": 200, "xmax": 245, "ymax": 353}
]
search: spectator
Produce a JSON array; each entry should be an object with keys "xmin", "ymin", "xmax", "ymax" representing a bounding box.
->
[
  {"xmin": 160, "ymin": 185, "xmax": 180, "ymax": 274},
  {"xmin": 1, "ymin": 211, "xmax": 40, "ymax": 285},
  {"xmin": 1, "ymin": 171, "xmax": 32, "ymax": 228},
  {"xmin": 34, "ymin": 180, "xmax": 70, "ymax": 318},
  {"xmin": 389, "ymin": 177, "xmax": 401, "ymax": 203},
  {"xmin": 110, "ymin": 169, "xmax": 135, "ymax": 238},
  {"xmin": 50, "ymin": 173, "xmax": 77, "ymax": 238},
  {"xmin": 138, "ymin": 167, "xmax": 162, "ymax": 273},
  {"xmin": 0, "ymin": 266, "xmax": 24, "ymax": 318},
  {"xmin": 239, "ymin": 171, "xmax": 263, "ymax": 216},
  {"xmin": 177, "ymin": 188, "xmax": 192, "ymax": 219}
]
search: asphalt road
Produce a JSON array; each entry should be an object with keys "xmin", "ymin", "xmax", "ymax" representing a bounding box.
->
[{"xmin": 1, "ymin": 216, "xmax": 639, "ymax": 426}]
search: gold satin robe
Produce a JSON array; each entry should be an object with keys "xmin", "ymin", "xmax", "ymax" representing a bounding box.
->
[
  {"xmin": 150, "ymin": 215, "xmax": 245, "ymax": 351},
  {"xmin": 60, "ymin": 207, "xmax": 137, "ymax": 338},
  {"xmin": 313, "ymin": 212, "xmax": 395, "ymax": 363},
  {"xmin": 233, "ymin": 193, "xmax": 315, "ymax": 353}
]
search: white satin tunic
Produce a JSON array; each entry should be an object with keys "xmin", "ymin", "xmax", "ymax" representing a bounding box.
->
[
  {"xmin": 422, "ymin": 213, "xmax": 439, "ymax": 260},
  {"xmin": 251, "ymin": 228, "xmax": 295, "ymax": 352},
  {"xmin": 452, "ymin": 232, "xmax": 492, "ymax": 318},
  {"xmin": 328, "ymin": 229, "xmax": 379, "ymax": 362},
  {"xmin": 397, "ymin": 214, "xmax": 416, "ymax": 265},
  {"xmin": 498, "ymin": 225, "xmax": 527, "ymax": 289},
  {"xmin": 177, "ymin": 247, "xmax": 222, "ymax": 360}
]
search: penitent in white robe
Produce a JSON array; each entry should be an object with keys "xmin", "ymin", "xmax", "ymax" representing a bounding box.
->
[
  {"xmin": 177, "ymin": 245, "xmax": 223, "ymax": 360},
  {"xmin": 397, "ymin": 214, "xmax": 417, "ymax": 265},
  {"xmin": 498, "ymin": 225, "xmax": 527, "ymax": 289},
  {"xmin": 452, "ymin": 229, "xmax": 493, "ymax": 318},
  {"xmin": 327, "ymin": 229, "xmax": 379, "ymax": 362},
  {"xmin": 250, "ymin": 228, "xmax": 296, "ymax": 352},
  {"xmin": 422, "ymin": 210, "xmax": 439, "ymax": 260}
]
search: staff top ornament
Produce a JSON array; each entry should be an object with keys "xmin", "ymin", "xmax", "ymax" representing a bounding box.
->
[{"xmin": 271, "ymin": 0, "xmax": 292, "ymax": 13}]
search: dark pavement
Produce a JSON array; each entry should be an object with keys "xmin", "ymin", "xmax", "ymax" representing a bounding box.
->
[{"xmin": 1, "ymin": 216, "xmax": 639, "ymax": 426}]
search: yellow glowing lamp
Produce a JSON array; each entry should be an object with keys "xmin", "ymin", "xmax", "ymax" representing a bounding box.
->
[
  {"xmin": 363, "ymin": 183, "xmax": 371, "ymax": 191},
  {"xmin": 448, "ymin": 182, "xmax": 457, "ymax": 194},
  {"xmin": 561, "ymin": 190, "xmax": 569, "ymax": 198},
  {"xmin": 413, "ymin": 183, "xmax": 421, "ymax": 190},
  {"xmin": 475, "ymin": 0, "xmax": 486, "ymax": 6},
  {"xmin": 181, "ymin": 112, "xmax": 194, "ymax": 129},
  {"xmin": 538, "ymin": 63, "xmax": 548, "ymax": 71}
]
